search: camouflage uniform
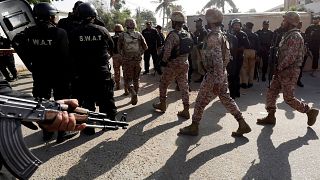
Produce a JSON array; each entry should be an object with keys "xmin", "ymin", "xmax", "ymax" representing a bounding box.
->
[
  {"xmin": 118, "ymin": 27, "xmax": 147, "ymax": 104},
  {"xmin": 112, "ymin": 54, "xmax": 123, "ymax": 88},
  {"xmin": 193, "ymin": 27, "xmax": 243, "ymax": 122},
  {"xmin": 266, "ymin": 28, "xmax": 309, "ymax": 113},
  {"xmin": 179, "ymin": 8, "xmax": 251, "ymax": 137},
  {"xmin": 159, "ymin": 32, "xmax": 190, "ymax": 107}
]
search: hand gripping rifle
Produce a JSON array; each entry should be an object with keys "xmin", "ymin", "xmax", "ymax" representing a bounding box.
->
[{"xmin": 0, "ymin": 95, "xmax": 128, "ymax": 180}]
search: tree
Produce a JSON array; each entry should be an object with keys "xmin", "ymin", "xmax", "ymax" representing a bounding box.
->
[
  {"xmin": 110, "ymin": 0, "xmax": 126, "ymax": 11},
  {"xmin": 153, "ymin": 0, "xmax": 177, "ymax": 27},
  {"xmin": 135, "ymin": 9, "xmax": 157, "ymax": 31},
  {"xmin": 202, "ymin": 0, "xmax": 237, "ymax": 13},
  {"xmin": 166, "ymin": 4, "xmax": 183, "ymax": 24},
  {"xmin": 90, "ymin": 0, "xmax": 131, "ymax": 31}
]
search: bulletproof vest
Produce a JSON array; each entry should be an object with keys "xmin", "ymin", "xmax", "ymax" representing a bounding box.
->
[
  {"xmin": 170, "ymin": 29, "xmax": 194, "ymax": 59},
  {"xmin": 122, "ymin": 31, "xmax": 141, "ymax": 56},
  {"xmin": 201, "ymin": 31, "xmax": 230, "ymax": 71}
]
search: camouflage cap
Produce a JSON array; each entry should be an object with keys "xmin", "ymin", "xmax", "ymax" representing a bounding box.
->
[
  {"xmin": 263, "ymin": 20, "xmax": 269, "ymax": 25},
  {"xmin": 283, "ymin": 11, "xmax": 300, "ymax": 27},
  {"xmin": 231, "ymin": 18, "xmax": 241, "ymax": 26},
  {"xmin": 114, "ymin": 24, "xmax": 124, "ymax": 32},
  {"xmin": 125, "ymin": 18, "xmax": 136, "ymax": 29},
  {"xmin": 170, "ymin": 11, "xmax": 186, "ymax": 22},
  {"xmin": 205, "ymin": 8, "xmax": 223, "ymax": 23}
]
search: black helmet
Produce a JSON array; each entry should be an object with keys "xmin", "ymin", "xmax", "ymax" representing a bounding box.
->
[
  {"xmin": 77, "ymin": 3, "xmax": 97, "ymax": 19},
  {"xmin": 33, "ymin": 2, "xmax": 59, "ymax": 20}
]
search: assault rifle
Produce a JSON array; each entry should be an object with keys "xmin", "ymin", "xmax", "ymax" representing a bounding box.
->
[{"xmin": 0, "ymin": 95, "xmax": 128, "ymax": 180}]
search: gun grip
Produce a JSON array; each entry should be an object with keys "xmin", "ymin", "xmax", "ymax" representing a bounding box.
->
[{"xmin": 0, "ymin": 118, "xmax": 42, "ymax": 180}]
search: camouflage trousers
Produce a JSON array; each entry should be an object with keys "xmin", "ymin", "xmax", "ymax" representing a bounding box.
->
[
  {"xmin": 192, "ymin": 72, "xmax": 243, "ymax": 122},
  {"xmin": 122, "ymin": 60, "xmax": 141, "ymax": 94},
  {"xmin": 112, "ymin": 54, "xmax": 123, "ymax": 86},
  {"xmin": 159, "ymin": 60, "xmax": 189, "ymax": 106},
  {"xmin": 266, "ymin": 67, "xmax": 310, "ymax": 113}
]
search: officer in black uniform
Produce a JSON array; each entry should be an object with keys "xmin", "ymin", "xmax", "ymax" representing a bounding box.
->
[
  {"xmin": 193, "ymin": 18, "xmax": 208, "ymax": 82},
  {"xmin": 58, "ymin": 1, "xmax": 105, "ymax": 35},
  {"xmin": 12, "ymin": 2, "xmax": 75, "ymax": 143},
  {"xmin": 69, "ymin": 3, "xmax": 116, "ymax": 135},
  {"xmin": 230, "ymin": 18, "xmax": 250, "ymax": 99},
  {"xmin": 0, "ymin": 36, "xmax": 17, "ymax": 82},
  {"xmin": 57, "ymin": 1, "xmax": 83, "ymax": 35},
  {"xmin": 256, "ymin": 20, "xmax": 273, "ymax": 81},
  {"xmin": 155, "ymin": 25, "xmax": 165, "ymax": 46},
  {"xmin": 305, "ymin": 15, "xmax": 320, "ymax": 76},
  {"xmin": 142, "ymin": 21, "xmax": 161, "ymax": 74}
]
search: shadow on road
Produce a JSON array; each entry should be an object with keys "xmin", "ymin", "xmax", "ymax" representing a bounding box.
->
[{"xmin": 243, "ymin": 126, "xmax": 318, "ymax": 179}]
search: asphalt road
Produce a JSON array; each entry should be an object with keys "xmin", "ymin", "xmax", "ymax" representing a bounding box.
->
[{"xmin": 1, "ymin": 70, "xmax": 320, "ymax": 180}]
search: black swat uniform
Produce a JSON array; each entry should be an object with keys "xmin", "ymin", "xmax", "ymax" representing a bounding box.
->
[
  {"xmin": 12, "ymin": 3, "xmax": 75, "ymax": 143},
  {"xmin": 305, "ymin": 18, "xmax": 320, "ymax": 71},
  {"xmin": 230, "ymin": 19, "xmax": 250, "ymax": 98},
  {"xmin": 69, "ymin": 3, "xmax": 116, "ymax": 135},
  {"xmin": 0, "ymin": 36, "xmax": 17, "ymax": 82},
  {"xmin": 142, "ymin": 22, "xmax": 161, "ymax": 74},
  {"xmin": 256, "ymin": 21, "xmax": 273, "ymax": 81}
]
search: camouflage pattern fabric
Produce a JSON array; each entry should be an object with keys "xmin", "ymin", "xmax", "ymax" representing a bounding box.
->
[{"xmin": 266, "ymin": 28, "xmax": 309, "ymax": 113}]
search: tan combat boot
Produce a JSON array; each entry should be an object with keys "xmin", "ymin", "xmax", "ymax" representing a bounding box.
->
[
  {"xmin": 179, "ymin": 122, "xmax": 199, "ymax": 136},
  {"xmin": 177, "ymin": 105, "xmax": 190, "ymax": 119},
  {"xmin": 232, "ymin": 118, "xmax": 252, "ymax": 137},
  {"xmin": 153, "ymin": 100, "xmax": 167, "ymax": 112},
  {"xmin": 257, "ymin": 111, "xmax": 276, "ymax": 125},
  {"xmin": 307, "ymin": 108, "xmax": 319, "ymax": 126}
]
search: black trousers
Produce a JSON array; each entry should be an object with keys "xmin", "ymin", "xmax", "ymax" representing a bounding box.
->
[
  {"xmin": 76, "ymin": 79, "xmax": 117, "ymax": 120},
  {"xmin": 227, "ymin": 57, "xmax": 243, "ymax": 98},
  {"xmin": 310, "ymin": 47, "xmax": 319, "ymax": 70},
  {"xmin": 144, "ymin": 49, "xmax": 158, "ymax": 72},
  {"xmin": 0, "ymin": 56, "xmax": 17, "ymax": 80},
  {"xmin": 32, "ymin": 78, "xmax": 71, "ymax": 100},
  {"xmin": 261, "ymin": 51, "xmax": 269, "ymax": 77}
]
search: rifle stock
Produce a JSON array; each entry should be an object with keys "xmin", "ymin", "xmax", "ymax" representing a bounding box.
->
[{"xmin": 0, "ymin": 119, "xmax": 41, "ymax": 180}]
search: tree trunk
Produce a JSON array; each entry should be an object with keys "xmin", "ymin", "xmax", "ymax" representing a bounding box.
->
[{"xmin": 162, "ymin": 8, "xmax": 165, "ymax": 27}]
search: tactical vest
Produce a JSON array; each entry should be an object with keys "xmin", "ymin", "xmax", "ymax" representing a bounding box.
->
[
  {"xmin": 201, "ymin": 31, "xmax": 230, "ymax": 71},
  {"xmin": 122, "ymin": 31, "xmax": 141, "ymax": 57},
  {"xmin": 169, "ymin": 29, "xmax": 194, "ymax": 59}
]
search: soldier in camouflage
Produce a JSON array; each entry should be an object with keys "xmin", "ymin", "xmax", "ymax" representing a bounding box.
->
[
  {"xmin": 112, "ymin": 24, "xmax": 125, "ymax": 91},
  {"xmin": 118, "ymin": 18, "xmax": 148, "ymax": 105},
  {"xmin": 179, "ymin": 8, "xmax": 251, "ymax": 137},
  {"xmin": 257, "ymin": 12, "xmax": 319, "ymax": 126},
  {"xmin": 153, "ymin": 11, "xmax": 191, "ymax": 119}
]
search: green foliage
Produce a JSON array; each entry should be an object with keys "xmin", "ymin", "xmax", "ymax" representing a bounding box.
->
[
  {"xmin": 98, "ymin": 9, "xmax": 131, "ymax": 31},
  {"xmin": 135, "ymin": 9, "xmax": 157, "ymax": 31}
]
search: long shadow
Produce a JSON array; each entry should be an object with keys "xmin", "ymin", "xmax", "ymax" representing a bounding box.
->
[
  {"xmin": 277, "ymin": 100, "xmax": 295, "ymax": 120},
  {"xmin": 243, "ymin": 127, "xmax": 318, "ymax": 179},
  {"xmin": 145, "ymin": 99, "xmax": 246, "ymax": 179},
  {"xmin": 28, "ymin": 131, "xmax": 105, "ymax": 163},
  {"xmin": 59, "ymin": 111, "xmax": 184, "ymax": 179}
]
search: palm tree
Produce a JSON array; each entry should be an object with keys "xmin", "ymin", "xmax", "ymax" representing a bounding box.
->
[
  {"xmin": 153, "ymin": 0, "xmax": 177, "ymax": 27},
  {"xmin": 202, "ymin": 0, "xmax": 237, "ymax": 13}
]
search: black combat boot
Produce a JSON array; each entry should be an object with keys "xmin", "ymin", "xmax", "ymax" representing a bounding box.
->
[
  {"xmin": 56, "ymin": 131, "xmax": 79, "ymax": 143},
  {"xmin": 179, "ymin": 121, "xmax": 199, "ymax": 136},
  {"xmin": 307, "ymin": 108, "xmax": 319, "ymax": 126}
]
